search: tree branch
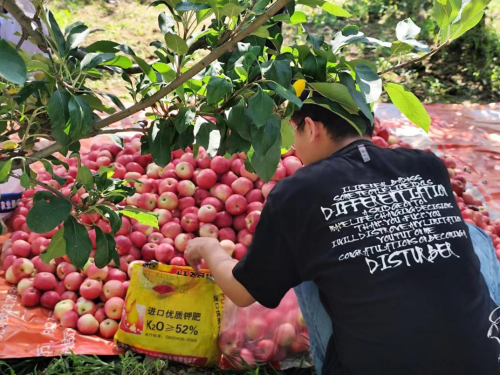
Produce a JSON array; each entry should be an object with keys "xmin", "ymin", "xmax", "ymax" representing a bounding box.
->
[
  {"xmin": 9, "ymin": 171, "xmax": 78, "ymax": 208},
  {"xmin": 23, "ymin": 0, "xmax": 291, "ymax": 165},
  {"xmin": 378, "ymin": 41, "xmax": 451, "ymax": 75},
  {"xmin": 3, "ymin": 0, "xmax": 49, "ymax": 53},
  {"xmin": 96, "ymin": 128, "xmax": 147, "ymax": 135}
]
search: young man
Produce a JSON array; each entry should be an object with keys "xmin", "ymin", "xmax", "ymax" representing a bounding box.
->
[{"xmin": 185, "ymin": 98, "xmax": 500, "ymax": 374}]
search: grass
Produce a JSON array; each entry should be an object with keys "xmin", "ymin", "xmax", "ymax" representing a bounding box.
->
[{"xmin": 0, "ymin": 351, "xmax": 316, "ymax": 375}]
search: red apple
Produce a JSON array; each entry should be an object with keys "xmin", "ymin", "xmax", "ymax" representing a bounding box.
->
[
  {"xmin": 130, "ymin": 231, "xmax": 147, "ymax": 248},
  {"xmin": 201, "ymin": 197, "xmax": 223, "ymax": 212},
  {"xmin": 218, "ymin": 329, "xmax": 244, "ymax": 356},
  {"xmin": 17, "ymin": 277, "xmax": 34, "ymax": 296},
  {"xmin": 11, "ymin": 231, "xmax": 29, "ymax": 242},
  {"xmin": 178, "ymin": 180, "xmax": 196, "ymax": 197},
  {"xmin": 12, "ymin": 240, "xmax": 31, "ymax": 258},
  {"xmin": 22, "ymin": 287, "xmax": 41, "ymax": 307},
  {"xmin": 170, "ymin": 257, "xmax": 186, "ymax": 266},
  {"xmin": 61, "ymin": 310, "xmax": 79, "ymax": 328},
  {"xmin": 34, "ymin": 272, "xmax": 57, "ymax": 291},
  {"xmin": 126, "ymin": 162, "xmax": 144, "ymax": 174},
  {"xmin": 283, "ymin": 156, "xmax": 302, "ymax": 176},
  {"xmin": 234, "ymin": 243, "xmax": 247, "ymax": 260},
  {"xmin": 113, "ymin": 163, "xmax": 127, "ymax": 179},
  {"xmin": 221, "ymin": 171, "xmax": 239, "ymax": 187},
  {"xmin": 199, "ymin": 223, "xmax": 219, "ymax": 238},
  {"xmin": 155, "ymin": 243, "xmax": 175, "ymax": 263},
  {"xmin": 175, "ymin": 161, "xmax": 194, "ymax": 180},
  {"xmin": 75, "ymin": 298, "xmax": 97, "ymax": 316},
  {"xmin": 181, "ymin": 206, "xmax": 199, "ymax": 217},
  {"xmin": 77, "ymin": 314, "xmax": 99, "ymax": 335},
  {"xmin": 215, "ymin": 211, "xmax": 233, "ymax": 228},
  {"xmin": 226, "ymin": 194, "xmax": 248, "ymax": 216},
  {"xmin": 11, "ymin": 258, "xmax": 34, "ymax": 279},
  {"xmin": 233, "ymin": 214, "xmax": 247, "ymax": 231},
  {"xmin": 115, "ymin": 235, "xmax": 132, "ymax": 256},
  {"xmin": 132, "ymin": 223, "xmax": 154, "ymax": 236},
  {"xmin": 245, "ymin": 189, "xmax": 263, "ymax": 203},
  {"xmin": 31, "ymin": 237, "xmax": 50, "ymax": 256},
  {"xmin": 174, "ymin": 233, "xmax": 190, "ymax": 252},
  {"xmin": 194, "ymin": 189, "xmax": 211, "ymax": 206},
  {"xmin": 87, "ymin": 264, "xmax": 109, "ymax": 281},
  {"xmin": 54, "ymin": 299, "xmax": 76, "ymax": 320},
  {"xmin": 137, "ymin": 193, "xmax": 157, "ymax": 211},
  {"xmin": 274, "ymin": 323, "xmax": 295, "ymax": 346},
  {"xmin": 141, "ymin": 243, "xmax": 158, "ymax": 261},
  {"xmin": 219, "ymin": 228, "xmax": 236, "ymax": 242},
  {"xmin": 213, "ymin": 184, "xmax": 233, "ymax": 203},
  {"xmin": 230, "ymin": 158, "xmax": 244, "ymax": 176},
  {"xmin": 197, "ymin": 169, "xmax": 218, "ymax": 189},
  {"xmin": 41, "ymin": 291, "xmax": 61, "ymax": 309},
  {"xmin": 105, "ymin": 297, "xmax": 125, "ymax": 319},
  {"xmin": 181, "ymin": 213, "xmax": 199, "ymax": 232},
  {"xmin": 99, "ymin": 318, "xmax": 119, "ymax": 338},
  {"xmin": 178, "ymin": 197, "xmax": 195, "ymax": 211},
  {"xmin": 247, "ymin": 201, "xmax": 263, "ymax": 214},
  {"xmin": 254, "ymin": 339, "xmax": 278, "ymax": 361},
  {"xmin": 64, "ymin": 272, "xmax": 84, "ymax": 291},
  {"xmin": 161, "ymin": 222, "xmax": 182, "ymax": 239},
  {"xmin": 147, "ymin": 232, "xmax": 164, "ymax": 244},
  {"xmin": 231, "ymin": 177, "xmax": 253, "ymax": 196},
  {"xmin": 80, "ymin": 279, "xmax": 103, "ymax": 300},
  {"xmin": 211, "ymin": 156, "xmax": 230, "ymax": 174},
  {"xmin": 246, "ymin": 211, "xmax": 261, "ymax": 233},
  {"xmin": 103, "ymin": 280, "xmax": 125, "ymax": 300},
  {"xmin": 154, "ymin": 208, "xmax": 172, "ymax": 226},
  {"xmin": 198, "ymin": 205, "xmax": 217, "ymax": 223},
  {"xmin": 60, "ymin": 291, "xmax": 78, "ymax": 303},
  {"xmin": 106, "ymin": 268, "xmax": 127, "ymax": 282}
]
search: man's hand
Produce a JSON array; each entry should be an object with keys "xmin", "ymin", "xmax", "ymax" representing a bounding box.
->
[
  {"xmin": 184, "ymin": 237, "xmax": 219, "ymax": 274},
  {"xmin": 184, "ymin": 237, "xmax": 256, "ymax": 307}
]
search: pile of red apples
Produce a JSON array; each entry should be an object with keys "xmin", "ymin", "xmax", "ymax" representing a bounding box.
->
[{"xmin": 2, "ymin": 123, "xmax": 498, "ymax": 353}]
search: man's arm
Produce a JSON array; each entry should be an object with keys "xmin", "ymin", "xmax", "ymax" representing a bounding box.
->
[{"xmin": 184, "ymin": 238, "xmax": 256, "ymax": 307}]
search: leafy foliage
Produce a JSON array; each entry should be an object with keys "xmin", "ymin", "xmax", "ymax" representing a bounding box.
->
[{"xmin": 0, "ymin": 0, "xmax": 491, "ymax": 267}]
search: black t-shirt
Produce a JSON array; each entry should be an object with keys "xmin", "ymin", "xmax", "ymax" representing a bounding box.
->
[{"xmin": 233, "ymin": 139, "xmax": 500, "ymax": 374}]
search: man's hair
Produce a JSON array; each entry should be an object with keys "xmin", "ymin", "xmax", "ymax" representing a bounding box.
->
[{"xmin": 291, "ymin": 91, "xmax": 374, "ymax": 140}]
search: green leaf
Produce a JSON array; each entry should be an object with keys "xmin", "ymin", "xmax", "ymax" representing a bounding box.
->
[
  {"xmin": 330, "ymin": 29, "xmax": 391, "ymax": 53},
  {"xmin": 100, "ymin": 93, "xmax": 126, "ymax": 111},
  {"xmin": 27, "ymin": 197, "xmax": 72, "ymax": 234},
  {"xmin": 94, "ymin": 226, "xmax": 114, "ymax": 268},
  {"xmin": 309, "ymin": 82, "xmax": 359, "ymax": 113},
  {"xmin": 221, "ymin": 3, "xmax": 245, "ymax": 18},
  {"xmin": 247, "ymin": 86, "xmax": 274, "ymax": 128},
  {"xmin": 120, "ymin": 207, "xmax": 159, "ymax": 229},
  {"xmin": 290, "ymin": 10, "xmax": 307, "ymax": 24},
  {"xmin": 98, "ymin": 165, "xmax": 115, "ymax": 178},
  {"xmin": 281, "ymin": 118, "xmax": 295, "ymax": 150},
  {"xmin": 66, "ymin": 25, "xmax": 90, "ymax": 52},
  {"xmin": 148, "ymin": 119, "xmax": 172, "ymax": 167},
  {"xmin": 391, "ymin": 41, "xmax": 413, "ymax": 55},
  {"xmin": 354, "ymin": 64, "xmax": 382, "ymax": 104},
  {"xmin": 76, "ymin": 165, "xmax": 94, "ymax": 189},
  {"xmin": 273, "ymin": 84, "xmax": 303, "ymax": 108},
  {"xmin": 86, "ymin": 40, "xmax": 119, "ymax": 53},
  {"xmin": 48, "ymin": 11, "xmax": 66, "ymax": 55},
  {"xmin": 307, "ymin": 34, "xmax": 324, "ymax": 49},
  {"xmin": 304, "ymin": 97, "xmax": 366, "ymax": 135},
  {"xmin": 133, "ymin": 56, "xmax": 157, "ymax": 83},
  {"xmin": 0, "ymin": 39, "xmax": 27, "ymax": 85},
  {"xmin": 251, "ymin": 25, "xmax": 271, "ymax": 39},
  {"xmin": 0, "ymin": 160, "xmax": 13, "ymax": 183},
  {"xmin": 158, "ymin": 12, "xmax": 175, "ymax": 34},
  {"xmin": 384, "ymin": 83, "xmax": 431, "ymax": 132},
  {"xmin": 20, "ymin": 172, "xmax": 30, "ymax": 189},
  {"xmin": 321, "ymin": 2, "xmax": 351, "ymax": 17},
  {"xmin": 395, "ymin": 18, "xmax": 429, "ymax": 52},
  {"xmin": 68, "ymin": 96, "xmax": 93, "ymax": 140},
  {"xmin": 80, "ymin": 53, "xmax": 115, "ymax": 70},
  {"xmin": 99, "ymin": 206, "xmax": 121, "ymax": 235},
  {"xmin": 176, "ymin": 1, "xmax": 210, "ymax": 11},
  {"xmin": 450, "ymin": 0, "xmax": 488, "ymax": 41},
  {"xmin": 262, "ymin": 59, "xmax": 292, "ymax": 88},
  {"xmin": 227, "ymin": 98, "xmax": 251, "ymax": 140},
  {"xmin": 206, "ymin": 76, "xmax": 233, "ymax": 104},
  {"xmin": 64, "ymin": 216, "xmax": 92, "ymax": 269},
  {"xmin": 174, "ymin": 107, "xmax": 196, "ymax": 133},
  {"xmin": 193, "ymin": 118, "xmax": 220, "ymax": 157},
  {"xmin": 164, "ymin": 33, "xmax": 189, "ymax": 55},
  {"xmin": 82, "ymin": 95, "xmax": 115, "ymax": 115},
  {"xmin": 40, "ymin": 227, "xmax": 66, "ymax": 264},
  {"xmin": 338, "ymin": 72, "xmax": 374, "ymax": 125},
  {"xmin": 103, "ymin": 56, "xmax": 133, "ymax": 69},
  {"xmin": 251, "ymin": 114, "xmax": 281, "ymax": 156},
  {"xmin": 303, "ymin": 54, "xmax": 326, "ymax": 81},
  {"xmin": 48, "ymin": 90, "xmax": 71, "ymax": 147},
  {"xmin": 251, "ymin": 129, "xmax": 281, "ymax": 182}
]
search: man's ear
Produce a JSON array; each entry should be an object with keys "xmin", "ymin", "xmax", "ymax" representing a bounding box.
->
[{"xmin": 304, "ymin": 117, "xmax": 317, "ymax": 142}]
